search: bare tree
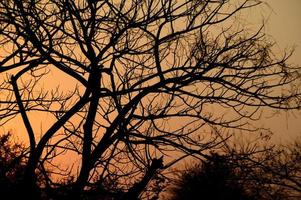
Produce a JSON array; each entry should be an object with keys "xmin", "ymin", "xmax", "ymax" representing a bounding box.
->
[{"xmin": 0, "ymin": 0, "xmax": 300, "ymax": 199}]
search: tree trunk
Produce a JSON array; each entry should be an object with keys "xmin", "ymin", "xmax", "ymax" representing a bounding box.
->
[{"xmin": 121, "ymin": 157, "xmax": 164, "ymax": 200}]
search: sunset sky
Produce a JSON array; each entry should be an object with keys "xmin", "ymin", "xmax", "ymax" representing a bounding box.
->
[
  {"xmin": 1, "ymin": 0, "xmax": 300, "ymax": 143},
  {"xmin": 265, "ymin": 0, "xmax": 301, "ymax": 58},
  {"xmin": 256, "ymin": 0, "xmax": 301, "ymax": 142},
  {"xmin": 0, "ymin": 1, "xmax": 300, "ymax": 198}
]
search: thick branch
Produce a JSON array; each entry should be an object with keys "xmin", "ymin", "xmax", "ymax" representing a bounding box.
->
[{"xmin": 11, "ymin": 75, "xmax": 36, "ymax": 152}]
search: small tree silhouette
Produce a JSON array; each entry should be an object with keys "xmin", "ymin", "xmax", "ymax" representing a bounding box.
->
[
  {"xmin": 0, "ymin": 133, "xmax": 49, "ymax": 199},
  {"xmin": 0, "ymin": 133, "xmax": 28, "ymax": 198},
  {"xmin": 169, "ymin": 154, "xmax": 252, "ymax": 200},
  {"xmin": 169, "ymin": 141, "xmax": 301, "ymax": 200}
]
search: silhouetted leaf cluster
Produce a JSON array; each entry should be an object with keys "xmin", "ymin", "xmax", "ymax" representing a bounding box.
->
[
  {"xmin": 0, "ymin": 132, "xmax": 26, "ymax": 198},
  {"xmin": 168, "ymin": 141, "xmax": 301, "ymax": 200}
]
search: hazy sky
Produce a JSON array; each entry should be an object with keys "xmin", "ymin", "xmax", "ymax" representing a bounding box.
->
[
  {"xmin": 1, "ymin": 0, "xmax": 300, "ymax": 143},
  {"xmin": 265, "ymin": 0, "xmax": 301, "ymax": 58},
  {"xmin": 257, "ymin": 0, "xmax": 301, "ymax": 142}
]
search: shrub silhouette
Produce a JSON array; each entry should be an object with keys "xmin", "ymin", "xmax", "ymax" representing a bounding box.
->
[
  {"xmin": 0, "ymin": 133, "xmax": 47, "ymax": 199},
  {"xmin": 169, "ymin": 145, "xmax": 301, "ymax": 200},
  {"xmin": 0, "ymin": 133, "xmax": 28, "ymax": 199},
  {"xmin": 169, "ymin": 154, "xmax": 253, "ymax": 200}
]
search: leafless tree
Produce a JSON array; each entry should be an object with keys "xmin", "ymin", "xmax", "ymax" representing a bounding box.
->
[{"xmin": 0, "ymin": 0, "xmax": 300, "ymax": 199}]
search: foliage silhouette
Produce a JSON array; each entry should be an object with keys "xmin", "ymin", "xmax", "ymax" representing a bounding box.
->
[
  {"xmin": 0, "ymin": 0, "xmax": 301, "ymax": 199},
  {"xmin": 168, "ymin": 141, "xmax": 301, "ymax": 200},
  {"xmin": 0, "ymin": 132, "xmax": 47, "ymax": 199},
  {"xmin": 169, "ymin": 154, "xmax": 252, "ymax": 200},
  {"xmin": 0, "ymin": 132, "xmax": 26, "ymax": 198}
]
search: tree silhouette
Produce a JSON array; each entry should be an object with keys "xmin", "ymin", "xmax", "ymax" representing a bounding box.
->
[
  {"xmin": 0, "ymin": 132, "xmax": 26, "ymax": 198},
  {"xmin": 0, "ymin": 132, "xmax": 47, "ymax": 199},
  {"xmin": 168, "ymin": 141, "xmax": 301, "ymax": 200},
  {"xmin": 0, "ymin": 0, "xmax": 300, "ymax": 199},
  {"xmin": 169, "ymin": 154, "xmax": 253, "ymax": 200}
]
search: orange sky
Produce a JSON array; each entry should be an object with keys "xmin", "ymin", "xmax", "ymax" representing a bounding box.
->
[
  {"xmin": 265, "ymin": 0, "xmax": 301, "ymax": 53},
  {"xmin": 1, "ymin": 0, "xmax": 301, "ymax": 144},
  {"xmin": 255, "ymin": 0, "xmax": 301, "ymax": 142}
]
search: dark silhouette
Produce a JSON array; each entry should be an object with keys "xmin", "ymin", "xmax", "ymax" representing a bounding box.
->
[
  {"xmin": 168, "ymin": 141, "xmax": 301, "ymax": 200},
  {"xmin": 0, "ymin": 133, "xmax": 25, "ymax": 199},
  {"xmin": 169, "ymin": 154, "xmax": 253, "ymax": 200},
  {"xmin": 0, "ymin": 133, "xmax": 45, "ymax": 200},
  {"xmin": 0, "ymin": 0, "xmax": 301, "ymax": 199},
  {"xmin": 122, "ymin": 156, "xmax": 164, "ymax": 200}
]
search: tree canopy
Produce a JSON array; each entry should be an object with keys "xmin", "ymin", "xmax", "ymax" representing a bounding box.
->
[
  {"xmin": 0, "ymin": 0, "xmax": 300, "ymax": 199},
  {"xmin": 168, "ymin": 140, "xmax": 301, "ymax": 200}
]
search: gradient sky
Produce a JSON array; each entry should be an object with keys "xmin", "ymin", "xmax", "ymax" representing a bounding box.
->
[
  {"xmin": 254, "ymin": 0, "xmax": 301, "ymax": 142},
  {"xmin": 265, "ymin": 0, "xmax": 301, "ymax": 57},
  {"xmin": 1, "ymin": 0, "xmax": 300, "ymax": 143}
]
